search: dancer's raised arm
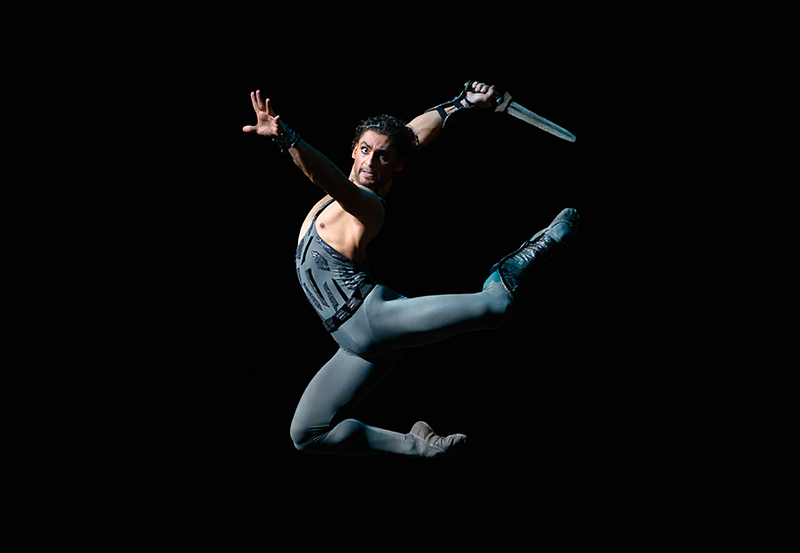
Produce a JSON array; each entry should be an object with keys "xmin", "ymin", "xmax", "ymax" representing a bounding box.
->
[{"xmin": 407, "ymin": 81, "xmax": 498, "ymax": 148}]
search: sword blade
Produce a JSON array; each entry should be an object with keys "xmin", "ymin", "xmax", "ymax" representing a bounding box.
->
[{"xmin": 506, "ymin": 101, "xmax": 576, "ymax": 142}]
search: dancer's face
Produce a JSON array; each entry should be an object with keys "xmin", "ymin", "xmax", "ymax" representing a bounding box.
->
[{"xmin": 351, "ymin": 131, "xmax": 405, "ymax": 195}]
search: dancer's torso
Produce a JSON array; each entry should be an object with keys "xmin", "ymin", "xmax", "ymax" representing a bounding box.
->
[{"xmin": 296, "ymin": 199, "xmax": 377, "ymax": 324}]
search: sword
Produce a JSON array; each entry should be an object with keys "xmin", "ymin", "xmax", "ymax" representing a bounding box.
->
[{"xmin": 467, "ymin": 81, "xmax": 576, "ymax": 142}]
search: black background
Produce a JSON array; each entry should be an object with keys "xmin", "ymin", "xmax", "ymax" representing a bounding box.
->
[{"xmin": 15, "ymin": 6, "xmax": 793, "ymax": 551}]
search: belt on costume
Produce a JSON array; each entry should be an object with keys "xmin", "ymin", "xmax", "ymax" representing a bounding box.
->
[{"xmin": 322, "ymin": 284, "xmax": 374, "ymax": 333}]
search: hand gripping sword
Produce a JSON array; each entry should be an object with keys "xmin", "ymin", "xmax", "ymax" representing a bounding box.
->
[{"xmin": 467, "ymin": 81, "xmax": 576, "ymax": 142}]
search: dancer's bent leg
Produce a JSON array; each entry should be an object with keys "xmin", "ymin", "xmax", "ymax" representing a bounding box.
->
[
  {"xmin": 290, "ymin": 348, "xmax": 467, "ymax": 456},
  {"xmin": 290, "ymin": 348, "xmax": 413, "ymax": 455}
]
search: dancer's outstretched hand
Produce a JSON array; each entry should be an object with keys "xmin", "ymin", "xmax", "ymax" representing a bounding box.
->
[{"xmin": 242, "ymin": 90, "xmax": 282, "ymax": 137}]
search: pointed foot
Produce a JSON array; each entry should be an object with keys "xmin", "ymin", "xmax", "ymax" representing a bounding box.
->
[{"xmin": 410, "ymin": 421, "xmax": 468, "ymax": 458}]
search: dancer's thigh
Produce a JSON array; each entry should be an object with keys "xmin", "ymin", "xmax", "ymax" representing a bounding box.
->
[
  {"xmin": 336, "ymin": 284, "xmax": 510, "ymax": 355},
  {"xmin": 291, "ymin": 347, "xmax": 402, "ymax": 438}
]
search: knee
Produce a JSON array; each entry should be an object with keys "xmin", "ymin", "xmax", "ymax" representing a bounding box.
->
[
  {"xmin": 289, "ymin": 419, "xmax": 317, "ymax": 453},
  {"xmin": 480, "ymin": 288, "xmax": 513, "ymax": 329}
]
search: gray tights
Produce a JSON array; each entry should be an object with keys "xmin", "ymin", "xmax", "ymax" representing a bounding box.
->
[{"xmin": 289, "ymin": 282, "xmax": 512, "ymax": 455}]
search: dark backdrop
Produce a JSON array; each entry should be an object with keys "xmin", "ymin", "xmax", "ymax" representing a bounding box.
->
[{"xmin": 17, "ymin": 6, "xmax": 792, "ymax": 550}]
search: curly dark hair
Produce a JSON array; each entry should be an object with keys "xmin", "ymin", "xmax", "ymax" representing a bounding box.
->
[{"xmin": 351, "ymin": 114, "xmax": 419, "ymax": 170}]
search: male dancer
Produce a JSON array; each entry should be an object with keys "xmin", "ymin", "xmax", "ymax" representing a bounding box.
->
[{"xmin": 242, "ymin": 81, "xmax": 579, "ymax": 457}]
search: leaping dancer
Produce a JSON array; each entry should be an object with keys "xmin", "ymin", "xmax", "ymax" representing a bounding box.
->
[{"xmin": 243, "ymin": 81, "xmax": 579, "ymax": 457}]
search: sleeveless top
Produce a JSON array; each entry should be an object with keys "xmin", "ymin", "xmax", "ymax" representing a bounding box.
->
[{"xmin": 295, "ymin": 199, "xmax": 377, "ymax": 332}]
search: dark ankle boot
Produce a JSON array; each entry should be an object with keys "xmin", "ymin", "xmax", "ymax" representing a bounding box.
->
[{"xmin": 489, "ymin": 208, "xmax": 579, "ymax": 300}]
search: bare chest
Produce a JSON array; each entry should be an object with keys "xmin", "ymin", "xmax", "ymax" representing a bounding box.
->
[{"xmin": 297, "ymin": 198, "xmax": 367, "ymax": 262}]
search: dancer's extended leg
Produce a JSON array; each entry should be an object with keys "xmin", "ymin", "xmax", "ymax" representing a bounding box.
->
[
  {"xmin": 338, "ymin": 208, "xmax": 580, "ymax": 356},
  {"xmin": 358, "ymin": 283, "xmax": 513, "ymax": 354}
]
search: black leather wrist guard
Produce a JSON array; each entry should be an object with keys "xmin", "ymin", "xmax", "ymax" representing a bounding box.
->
[
  {"xmin": 272, "ymin": 121, "xmax": 301, "ymax": 153},
  {"xmin": 425, "ymin": 81, "xmax": 477, "ymax": 130}
]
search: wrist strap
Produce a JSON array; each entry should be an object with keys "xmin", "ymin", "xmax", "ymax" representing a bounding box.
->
[
  {"xmin": 272, "ymin": 121, "xmax": 301, "ymax": 153},
  {"xmin": 425, "ymin": 81, "xmax": 477, "ymax": 130}
]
